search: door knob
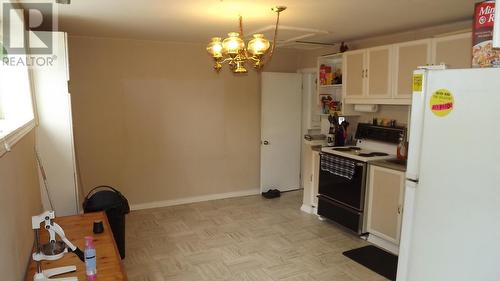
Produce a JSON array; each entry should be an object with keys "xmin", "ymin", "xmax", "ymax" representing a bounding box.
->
[{"xmin": 263, "ymin": 140, "xmax": 270, "ymax": 145}]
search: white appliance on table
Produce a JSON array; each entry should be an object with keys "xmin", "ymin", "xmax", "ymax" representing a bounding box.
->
[
  {"xmin": 318, "ymin": 124, "xmax": 404, "ymax": 234},
  {"xmin": 396, "ymin": 67, "xmax": 500, "ymax": 281}
]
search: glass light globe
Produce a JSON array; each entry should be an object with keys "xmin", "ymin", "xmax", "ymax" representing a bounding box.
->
[
  {"xmin": 222, "ymin": 32, "xmax": 245, "ymax": 55},
  {"xmin": 206, "ymin": 37, "xmax": 223, "ymax": 58},
  {"xmin": 247, "ymin": 34, "xmax": 270, "ymax": 56}
]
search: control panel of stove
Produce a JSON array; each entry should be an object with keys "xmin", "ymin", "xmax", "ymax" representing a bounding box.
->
[{"xmin": 355, "ymin": 123, "xmax": 406, "ymax": 144}]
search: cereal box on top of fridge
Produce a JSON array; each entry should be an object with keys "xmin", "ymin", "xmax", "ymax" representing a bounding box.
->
[{"xmin": 472, "ymin": 0, "xmax": 500, "ymax": 68}]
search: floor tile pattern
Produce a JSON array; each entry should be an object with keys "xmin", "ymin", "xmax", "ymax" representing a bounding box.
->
[{"xmin": 124, "ymin": 191, "xmax": 388, "ymax": 281}]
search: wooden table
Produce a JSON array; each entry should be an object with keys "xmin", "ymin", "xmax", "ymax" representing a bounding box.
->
[{"xmin": 25, "ymin": 212, "xmax": 128, "ymax": 281}]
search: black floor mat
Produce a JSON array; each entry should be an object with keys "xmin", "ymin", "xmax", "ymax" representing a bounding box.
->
[{"xmin": 343, "ymin": 245, "xmax": 398, "ymax": 281}]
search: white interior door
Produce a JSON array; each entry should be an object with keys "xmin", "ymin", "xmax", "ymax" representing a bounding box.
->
[
  {"xmin": 32, "ymin": 32, "xmax": 79, "ymax": 216},
  {"xmin": 261, "ymin": 72, "xmax": 302, "ymax": 192}
]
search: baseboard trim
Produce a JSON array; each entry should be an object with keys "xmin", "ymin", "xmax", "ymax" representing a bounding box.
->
[
  {"xmin": 130, "ymin": 188, "xmax": 261, "ymax": 211},
  {"xmin": 300, "ymin": 204, "xmax": 313, "ymax": 214},
  {"xmin": 367, "ymin": 234, "xmax": 400, "ymax": 255}
]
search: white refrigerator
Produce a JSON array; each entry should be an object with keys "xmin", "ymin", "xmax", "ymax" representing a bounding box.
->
[{"xmin": 396, "ymin": 67, "xmax": 500, "ymax": 281}]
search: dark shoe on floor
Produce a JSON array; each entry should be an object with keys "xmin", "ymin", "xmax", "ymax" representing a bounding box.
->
[{"xmin": 262, "ymin": 189, "xmax": 281, "ymax": 199}]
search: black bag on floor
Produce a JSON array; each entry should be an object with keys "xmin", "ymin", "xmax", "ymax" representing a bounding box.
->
[{"xmin": 82, "ymin": 185, "xmax": 130, "ymax": 259}]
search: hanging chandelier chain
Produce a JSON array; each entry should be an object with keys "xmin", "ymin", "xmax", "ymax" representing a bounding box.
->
[
  {"xmin": 261, "ymin": 9, "xmax": 282, "ymax": 68},
  {"xmin": 239, "ymin": 15, "xmax": 244, "ymax": 38},
  {"xmin": 238, "ymin": 15, "xmax": 251, "ymax": 60}
]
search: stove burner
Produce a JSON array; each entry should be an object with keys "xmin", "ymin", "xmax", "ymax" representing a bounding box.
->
[
  {"xmin": 358, "ymin": 153, "xmax": 372, "ymax": 157},
  {"xmin": 333, "ymin": 146, "xmax": 362, "ymax": 152},
  {"xmin": 371, "ymin": 152, "xmax": 389, "ymax": 156},
  {"xmin": 358, "ymin": 152, "xmax": 389, "ymax": 157}
]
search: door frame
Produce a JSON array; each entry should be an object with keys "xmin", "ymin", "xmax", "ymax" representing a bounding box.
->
[{"xmin": 297, "ymin": 68, "xmax": 316, "ymax": 190}]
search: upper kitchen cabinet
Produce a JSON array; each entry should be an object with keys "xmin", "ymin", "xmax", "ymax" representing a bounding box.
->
[
  {"xmin": 342, "ymin": 32, "xmax": 471, "ymax": 105},
  {"xmin": 432, "ymin": 32, "xmax": 472, "ymax": 69},
  {"xmin": 366, "ymin": 46, "xmax": 392, "ymax": 98},
  {"xmin": 343, "ymin": 50, "xmax": 365, "ymax": 98},
  {"xmin": 343, "ymin": 45, "xmax": 407, "ymax": 105},
  {"xmin": 393, "ymin": 39, "xmax": 432, "ymax": 100}
]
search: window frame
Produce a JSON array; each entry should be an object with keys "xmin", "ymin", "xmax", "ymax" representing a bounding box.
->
[
  {"xmin": 0, "ymin": 119, "xmax": 36, "ymax": 157},
  {"xmin": 0, "ymin": 8, "xmax": 37, "ymax": 157},
  {"xmin": 0, "ymin": 62, "xmax": 37, "ymax": 157}
]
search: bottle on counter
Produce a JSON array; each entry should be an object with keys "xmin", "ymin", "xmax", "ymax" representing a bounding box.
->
[
  {"xmin": 84, "ymin": 236, "xmax": 97, "ymax": 280},
  {"xmin": 397, "ymin": 133, "xmax": 407, "ymax": 160}
]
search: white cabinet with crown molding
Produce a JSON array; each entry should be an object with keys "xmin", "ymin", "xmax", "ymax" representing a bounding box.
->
[{"xmin": 342, "ymin": 33, "xmax": 472, "ymax": 105}]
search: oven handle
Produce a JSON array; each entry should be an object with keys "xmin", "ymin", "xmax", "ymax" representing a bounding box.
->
[
  {"xmin": 320, "ymin": 152, "xmax": 366, "ymax": 167},
  {"xmin": 319, "ymin": 153, "xmax": 366, "ymax": 178}
]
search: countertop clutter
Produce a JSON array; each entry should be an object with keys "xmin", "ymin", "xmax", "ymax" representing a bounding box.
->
[
  {"xmin": 25, "ymin": 212, "xmax": 128, "ymax": 281},
  {"xmin": 304, "ymin": 134, "xmax": 327, "ymax": 146}
]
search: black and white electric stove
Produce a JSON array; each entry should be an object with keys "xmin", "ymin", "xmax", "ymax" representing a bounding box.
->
[{"xmin": 317, "ymin": 123, "xmax": 406, "ymax": 234}]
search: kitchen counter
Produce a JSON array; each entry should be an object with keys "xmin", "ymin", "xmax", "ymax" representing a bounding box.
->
[
  {"xmin": 304, "ymin": 139, "xmax": 327, "ymax": 146},
  {"xmin": 370, "ymin": 159, "xmax": 407, "ymax": 172},
  {"xmin": 311, "ymin": 145, "xmax": 322, "ymax": 152}
]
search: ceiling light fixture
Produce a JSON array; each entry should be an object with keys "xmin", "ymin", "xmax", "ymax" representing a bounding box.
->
[{"xmin": 206, "ymin": 6, "xmax": 286, "ymax": 74}]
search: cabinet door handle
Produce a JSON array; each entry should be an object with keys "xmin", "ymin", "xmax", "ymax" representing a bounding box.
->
[
  {"xmin": 365, "ymin": 69, "xmax": 368, "ymax": 78},
  {"xmin": 398, "ymin": 205, "xmax": 402, "ymax": 214},
  {"xmin": 361, "ymin": 69, "xmax": 365, "ymax": 78}
]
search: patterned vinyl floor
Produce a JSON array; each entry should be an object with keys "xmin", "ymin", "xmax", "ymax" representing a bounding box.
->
[{"xmin": 124, "ymin": 190, "xmax": 388, "ymax": 281}]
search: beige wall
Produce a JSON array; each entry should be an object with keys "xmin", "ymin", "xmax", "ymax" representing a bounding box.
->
[
  {"xmin": 69, "ymin": 36, "xmax": 301, "ymax": 206},
  {"xmin": 298, "ymin": 46, "xmax": 341, "ymax": 70},
  {"xmin": 0, "ymin": 131, "xmax": 42, "ymax": 280},
  {"xmin": 69, "ymin": 20, "xmax": 469, "ymax": 206},
  {"xmin": 265, "ymin": 47, "xmax": 303, "ymax": 73}
]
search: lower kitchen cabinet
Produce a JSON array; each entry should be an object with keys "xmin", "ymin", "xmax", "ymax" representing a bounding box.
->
[{"xmin": 367, "ymin": 164, "xmax": 405, "ymax": 253}]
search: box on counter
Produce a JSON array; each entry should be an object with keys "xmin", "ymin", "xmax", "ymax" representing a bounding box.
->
[{"xmin": 473, "ymin": 0, "xmax": 500, "ymax": 68}]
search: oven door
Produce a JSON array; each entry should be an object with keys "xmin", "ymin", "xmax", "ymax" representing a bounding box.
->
[{"xmin": 318, "ymin": 153, "xmax": 367, "ymax": 210}]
